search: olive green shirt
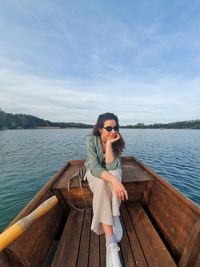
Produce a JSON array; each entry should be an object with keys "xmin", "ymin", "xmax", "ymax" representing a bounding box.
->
[{"xmin": 85, "ymin": 135, "xmax": 121, "ymax": 178}]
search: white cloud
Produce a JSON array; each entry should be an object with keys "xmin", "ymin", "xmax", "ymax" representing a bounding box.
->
[
  {"xmin": 0, "ymin": 60, "xmax": 199, "ymax": 125},
  {"xmin": 1, "ymin": 1, "xmax": 200, "ymax": 125}
]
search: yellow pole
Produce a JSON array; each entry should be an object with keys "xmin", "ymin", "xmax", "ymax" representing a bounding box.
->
[{"xmin": 0, "ymin": 195, "xmax": 58, "ymax": 252}]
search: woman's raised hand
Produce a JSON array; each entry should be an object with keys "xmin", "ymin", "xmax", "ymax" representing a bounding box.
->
[{"xmin": 106, "ymin": 132, "xmax": 120, "ymax": 144}]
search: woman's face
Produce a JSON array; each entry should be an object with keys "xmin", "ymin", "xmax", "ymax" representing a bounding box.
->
[{"xmin": 99, "ymin": 119, "xmax": 118, "ymax": 140}]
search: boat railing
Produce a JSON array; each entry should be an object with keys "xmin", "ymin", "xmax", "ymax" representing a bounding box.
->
[{"xmin": 0, "ymin": 195, "xmax": 58, "ymax": 252}]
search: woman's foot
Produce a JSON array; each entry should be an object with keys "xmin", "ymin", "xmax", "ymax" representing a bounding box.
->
[
  {"xmin": 113, "ymin": 216, "xmax": 123, "ymax": 242},
  {"xmin": 106, "ymin": 242, "xmax": 122, "ymax": 267}
]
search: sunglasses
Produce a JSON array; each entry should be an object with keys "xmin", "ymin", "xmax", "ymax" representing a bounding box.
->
[{"xmin": 102, "ymin": 126, "xmax": 119, "ymax": 132}]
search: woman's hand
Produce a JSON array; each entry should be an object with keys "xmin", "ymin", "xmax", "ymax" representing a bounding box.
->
[
  {"xmin": 111, "ymin": 178, "xmax": 128, "ymax": 201},
  {"xmin": 106, "ymin": 132, "xmax": 120, "ymax": 144}
]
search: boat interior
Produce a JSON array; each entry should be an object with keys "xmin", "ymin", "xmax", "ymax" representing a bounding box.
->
[{"xmin": 0, "ymin": 156, "xmax": 200, "ymax": 267}]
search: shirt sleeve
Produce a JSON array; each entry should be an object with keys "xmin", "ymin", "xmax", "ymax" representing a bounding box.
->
[
  {"xmin": 86, "ymin": 136, "xmax": 105, "ymax": 178},
  {"xmin": 106, "ymin": 158, "xmax": 120, "ymax": 170}
]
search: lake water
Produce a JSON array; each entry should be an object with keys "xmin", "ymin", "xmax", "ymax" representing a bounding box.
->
[{"xmin": 0, "ymin": 129, "xmax": 200, "ymax": 232}]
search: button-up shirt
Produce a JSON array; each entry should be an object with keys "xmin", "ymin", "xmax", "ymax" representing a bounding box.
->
[{"xmin": 85, "ymin": 135, "xmax": 121, "ymax": 178}]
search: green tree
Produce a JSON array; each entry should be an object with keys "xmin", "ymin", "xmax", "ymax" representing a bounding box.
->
[
  {"xmin": 0, "ymin": 109, "xmax": 6, "ymax": 129},
  {"xmin": 135, "ymin": 122, "xmax": 145, "ymax": 128}
]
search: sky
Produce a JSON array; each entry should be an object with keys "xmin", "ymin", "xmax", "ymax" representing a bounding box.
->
[{"xmin": 0, "ymin": 0, "xmax": 200, "ymax": 125}]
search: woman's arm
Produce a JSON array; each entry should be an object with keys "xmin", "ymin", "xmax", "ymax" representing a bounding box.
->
[
  {"xmin": 100, "ymin": 169, "xmax": 128, "ymax": 201},
  {"xmin": 101, "ymin": 133, "xmax": 128, "ymax": 201},
  {"xmin": 85, "ymin": 136, "xmax": 105, "ymax": 178},
  {"xmin": 105, "ymin": 141, "xmax": 115, "ymax": 164}
]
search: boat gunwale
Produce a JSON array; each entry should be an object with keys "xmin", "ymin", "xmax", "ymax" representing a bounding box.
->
[
  {"xmin": 4, "ymin": 161, "xmax": 70, "ymax": 231},
  {"xmin": 6, "ymin": 155, "xmax": 200, "ymax": 232},
  {"xmin": 1, "ymin": 156, "xmax": 200, "ymax": 267},
  {"xmin": 129, "ymin": 155, "xmax": 200, "ymax": 215}
]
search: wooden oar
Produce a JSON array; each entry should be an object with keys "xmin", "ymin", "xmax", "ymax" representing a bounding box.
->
[{"xmin": 0, "ymin": 195, "xmax": 58, "ymax": 252}]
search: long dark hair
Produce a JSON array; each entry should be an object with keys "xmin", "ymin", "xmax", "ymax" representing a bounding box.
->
[{"xmin": 92, "ymin": 112, "xmax": 125, "ymax": 158}]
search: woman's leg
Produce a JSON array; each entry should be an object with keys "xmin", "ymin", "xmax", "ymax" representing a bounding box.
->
[
  {"xmin": 86, "ymin": 169, "xmax": 122, "ymax": 236},
  {"xmin": 86, "ymin": 171, "xmax": 113, "ymax": 235},
  {"xmin": 102, "ymin": 224, "xmax": 113, "ymax": 236},
  {"xmin": 102, "ymin": 168, "xmax": 122, "ymax": 237},
  {"xmin": 107, "ymin": 169, "xmax": 123, "ymax": 243},
  {"xmin": 86, "ymin": 170, "xmax": 122, "ymax": 266}
]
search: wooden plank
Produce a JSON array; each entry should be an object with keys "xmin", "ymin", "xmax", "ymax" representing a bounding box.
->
[
  {"xmin": 89, "ymin": 231, "xmax": 100, "ymax": 267},
  {"xmin": 53, "ymin": 157, "xmax": 154, "ymax": 191},
  {"xmin": 121, "ymin": 156, "xmax": 153, "ymax": 183},
  {"xmin": 77, "ymin": 209, "xmax": 92, "ymax": 267},
  {"xmin": 121, "ymin": 203, "xmax": 148, "ymax": 267},
  {"xmin": 59, "ymin": 181, "xmax": 149, "ymax": 212},
  {"xmin": 127, "ymin": 202, "xmax": 177, "ymax": 267},
  {"xmin": 124, "ymin": 182, "xmax": 149, "ymax": 202},
  {"xmin": 147, "ymin": 180, "xmax": 200, "ymax": 261},
  {"xmin": 142, "ymin": 180, "xmax": 154, "ymax": 205},
  {"xmin": 50, "ymin": 209, "xmax": 84, "ymax": 267},
  {"xmin": 5, "ymin": 243, "xmax": 31, "ymax": 267},
  {"xmin": 120, "ymin": 206, "xmax": 137, "ymax": 267},
  {"xmin": 52, "ymin": 163, "xmax": 83, "ymax": 189},
  {"xmin": 43, "ymin": 241, "xmax": 59, "ymax": 267},
  {"xmin": 100, "ymin": 234, "xmax": 106, "ymax": 267},
  {"xmin": 179, "ymin": 222, "xmax": 200, "ymax": 267},
  {"xmin": 118, "ymin": 243, "xmax": 124, "ymax": 267},
  {"xmin": 69, "ymin": 160, "xmax": 85, "ymax": 166},
  {"xmin": 51, "ymin": 188, "xmax": 70, "ymax": 215},
  {"xmin": 121, "ymin": 165, "xmax": 153, "ymax": 182},
  {"xmin": 61, "ymin": 187, "xmax": 93, "ymax": 209},
  {"xmin": 193, "ymin": 252, "xmax": 200, "ymax": 267},
  {"xmin": 54, "ymin": 168, "xmax": 78, "ymax": 189},
  {"xmin": 29, "ymin": 205, "xmax": 63, "ymax": 267},
  {"xmin": 0, "ymin": 252, "xmax": 12, "ymax": 267}
]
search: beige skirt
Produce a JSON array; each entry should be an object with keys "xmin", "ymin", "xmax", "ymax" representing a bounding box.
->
[{"xmin": 86, "ymin": 169, "xmax": 122, "ymax": 235}]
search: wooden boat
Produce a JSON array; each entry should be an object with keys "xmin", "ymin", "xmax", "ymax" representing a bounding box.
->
[{"xmin": 0, "ymin": 156, "xmax": 200, "ymax": 267}]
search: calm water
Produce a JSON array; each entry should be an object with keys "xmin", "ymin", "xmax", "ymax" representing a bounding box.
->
[{"xmin": 0, "ymin": 129, "xmax": 200, "ymax": 232}]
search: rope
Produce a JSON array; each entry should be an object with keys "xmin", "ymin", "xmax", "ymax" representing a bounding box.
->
[{"xmin": 67, "ymin": 166, "xmax": 91, "ymax": 212}]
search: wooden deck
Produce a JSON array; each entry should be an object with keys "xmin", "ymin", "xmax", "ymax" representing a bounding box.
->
[{"xmin": 50, "ymin": 202, "xmax": 177, "ymax": 267}]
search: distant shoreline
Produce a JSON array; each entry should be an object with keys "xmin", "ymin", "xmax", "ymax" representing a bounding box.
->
[
  {"xmin": 1, "ymin": 127, "xmax": 200, "ymax": 130},
  {"xmin": 1, "ymin": 110, "xmax": 200, "ymax": 129}
]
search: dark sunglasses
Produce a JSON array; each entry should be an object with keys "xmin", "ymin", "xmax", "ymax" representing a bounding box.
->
[{"xmin": 102, "ymin": 126, "xmax": 119, "ymax": 132}]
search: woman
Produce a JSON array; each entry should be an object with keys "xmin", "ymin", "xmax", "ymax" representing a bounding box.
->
[{"xmin": 85, "ymin": 112, "xmax": 128, "ymax": 267}]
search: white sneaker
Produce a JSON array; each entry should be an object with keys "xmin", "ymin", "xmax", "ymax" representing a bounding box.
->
[
  {"xmin": 113, "ymin": 216, "xmax": 123, "ymax": 242},
  {"xmin": 106, "ymin": 242, "xmax": 122, "ymax": 267}
]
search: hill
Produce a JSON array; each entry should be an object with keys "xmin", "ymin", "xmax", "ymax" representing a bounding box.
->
[
  {"xmin": 0, "ymin": 109, "xmax": 200, "ymax": 129},
  {"xmin": 0, "ymin": 110, "xmax": 92, "ymax": 129}
]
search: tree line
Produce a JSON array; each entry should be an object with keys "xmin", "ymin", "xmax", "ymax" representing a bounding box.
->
[
  {"xmin": 121, "ymin": 121, "xmax": 200, "ymax": 129},
  {"xmin": 0, "ymin": 109, "xmax": 200, "ymax": 129},
  {"xmin": 0, "ymin": 109, "xmax": 92, "ymax": 129}
]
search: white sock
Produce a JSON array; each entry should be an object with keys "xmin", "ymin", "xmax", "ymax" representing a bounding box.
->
[{"xmin": 106, "ymin": 234, "xmax": 116, "ymax": 244}]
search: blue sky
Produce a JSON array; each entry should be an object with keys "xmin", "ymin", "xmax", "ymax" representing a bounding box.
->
[{"xmin": 0, "ymin": 0, "xmax": 200, "ymax": 125}]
